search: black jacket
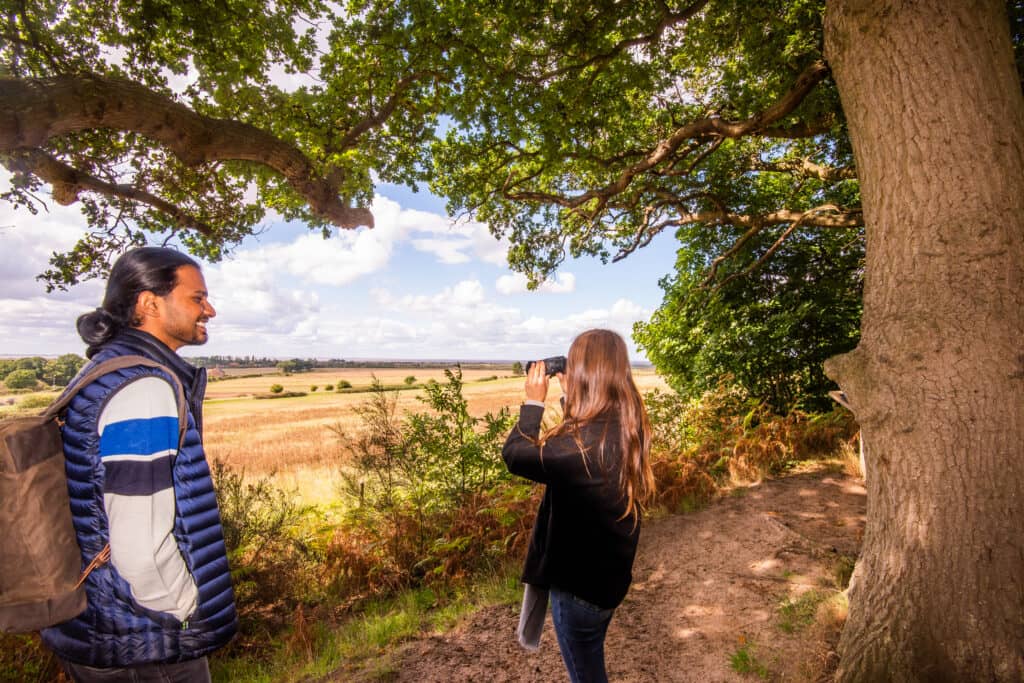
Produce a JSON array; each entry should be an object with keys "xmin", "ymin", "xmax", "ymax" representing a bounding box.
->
[{"xmin": 503, "ymin": 404, "xmax": 640, "ymax": 609}]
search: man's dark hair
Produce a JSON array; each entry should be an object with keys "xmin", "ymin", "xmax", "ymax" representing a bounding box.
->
[{"xmin": 77, "ymin": 247, "xmax": 200, "ymax": 357}]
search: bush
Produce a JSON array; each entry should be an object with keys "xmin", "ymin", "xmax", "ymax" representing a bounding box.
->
[
  {"xmin": 645, "ymin": 384, "xmax": 858, "ymax": 513},
  {"xmin": 255, "ymin": 391, "xmax": 306, "ymax": 400},
  {"xmin": 327, "ymin": 369, "xmax": 519, "ymax": 594},
  {"xmin": 337, "ymin": 380, "xmax": 352, "ymax": 390},
  {"xmin": 310, "ymin": 385, "xmax": 318, "ymax": 392},
  {"xmin": 210, "ymin": 460, "xmax": 318, "ymax": 636},
  {"xmin": 270, "ymin": 383, "xmax": 284, "ymax": 393},
  {"xmin": 325, "ymin": 384, "xmax": 334, "ymax": 391},
  {"xmin": 18, "ymin": 394, "xmax": 55, "ymax": 410},
  {"xmin": 0, "ymin": 633, "xmax": 60, "ymax": 682},
  {"xmin": 4, "ymin": 369, "xmax": 38, "ymax": 390},
  {"xmin": 404, "ymin": 375, "xmax": 416, "ymax": 386}
]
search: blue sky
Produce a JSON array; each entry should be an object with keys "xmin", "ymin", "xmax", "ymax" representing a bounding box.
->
[{"xmin": 0, "ymin": 172, "xmax": 680, "ymax": 361}]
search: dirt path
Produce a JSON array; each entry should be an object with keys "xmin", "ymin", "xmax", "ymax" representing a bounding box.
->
[{"xmin": 342, "ymin": 468, "xmax": 866, "ymax": 682}]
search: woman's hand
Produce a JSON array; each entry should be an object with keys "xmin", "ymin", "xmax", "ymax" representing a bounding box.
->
[{"xmin": 525, "ymin": 360, "xmax": 550, "ymax": 403}]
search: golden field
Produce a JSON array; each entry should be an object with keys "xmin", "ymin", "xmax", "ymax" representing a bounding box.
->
[{"xmin": 202, "ymin": 367, "xmax": 668, "ymax": 504}]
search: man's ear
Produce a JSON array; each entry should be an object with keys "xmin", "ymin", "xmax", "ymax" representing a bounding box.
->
[{"xmin": 135, "ymin": 290, "xmax": 161, "ymax": 322}]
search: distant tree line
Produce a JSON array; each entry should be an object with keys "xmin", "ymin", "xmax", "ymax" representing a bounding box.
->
[
  {"xmin": 0, "ymin": 354, "xmax": 87, "ymax": 390},
  {"xmin": 189, "ymin": 356, "xmax": 510, "ymax": 373}
]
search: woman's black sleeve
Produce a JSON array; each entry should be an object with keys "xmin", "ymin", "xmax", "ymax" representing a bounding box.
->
[{"xmin": 502, "ymin": 404, "xmax": 589, "ymax": 485}]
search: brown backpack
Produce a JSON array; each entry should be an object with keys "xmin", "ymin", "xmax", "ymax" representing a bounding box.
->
[{"xmin": 0, "ymin": 355, "xmax": 185, "ymax": 633}]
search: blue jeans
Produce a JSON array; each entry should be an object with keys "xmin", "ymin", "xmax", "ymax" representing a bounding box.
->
[
  {"xmin": 550, "ymin": 588, "xmax": 615, "ymax": 683},
  {"xmin": 60, "ymin": 657, "xmax": 211, "ymax": 683}
]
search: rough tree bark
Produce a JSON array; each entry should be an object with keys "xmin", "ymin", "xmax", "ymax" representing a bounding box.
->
[{"xmin": 823, "ymin": 1, "xmax": 1024, "ymax": 680}]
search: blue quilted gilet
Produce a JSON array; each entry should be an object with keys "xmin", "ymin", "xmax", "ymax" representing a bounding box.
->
[{"xmin": 41, "ymin": 336, "xmax": 237, "ymax": 666}]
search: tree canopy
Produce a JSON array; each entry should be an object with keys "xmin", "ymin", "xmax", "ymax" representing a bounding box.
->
[
  {"xmin": 3, "ymin": 0, "xmax": 1019, "ymax": 412},
  {"xmin": 3, "ymin": 0, "xmax": 861, "ymax": 286},
  {"xmin": 1, "ymin": 0, "xmax": 446, "ymax": 288},
  {"xmin": 422, "ymin": 0, "xmax": 865, "ymax": 408}
]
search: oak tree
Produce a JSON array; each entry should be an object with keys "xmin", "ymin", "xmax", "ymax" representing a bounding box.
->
[
  {"xmin": 3, "ymin": 1, "xmax": 1022, "ymax": 677},
  {"xmin": 0, "ymin": 0, "xmax": 445, "ymax": 288},
  {"xmin": 421, "ymin": 0, "xmax": 1024, "ymax": 678}
]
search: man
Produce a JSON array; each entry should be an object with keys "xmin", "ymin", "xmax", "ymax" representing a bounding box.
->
[{"xmin": 42, "ymin": 247, "xmax": 237, "ymax": 682}]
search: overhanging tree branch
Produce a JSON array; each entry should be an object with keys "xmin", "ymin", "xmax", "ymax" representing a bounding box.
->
[
  {"xmin": 503, "ymin": 60, "xmax": 832, "ymax": 210},
  {"xmin": 2, "ymin": 148, "xmax": 216, "ymax": 235},
  {"xmin": 0, "ymin": 74, "xmax": 374, "ymax": 229},
  {"xmin": 701, "ymin": 204, "xmax": 859, "ymax": 287},
  {"xmin": 611, "ymin": 205, "xmax": 862, "ymax": 264}
]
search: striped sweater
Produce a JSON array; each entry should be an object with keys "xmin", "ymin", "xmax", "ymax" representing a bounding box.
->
[{"xmin": 98, "ymin": 376, "xmax": 198, "ymax": 621}]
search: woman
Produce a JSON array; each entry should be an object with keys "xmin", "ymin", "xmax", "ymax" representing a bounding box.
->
[{"xmin": 503, "ymin": 329, "xmax": 655, "ymax": 683}]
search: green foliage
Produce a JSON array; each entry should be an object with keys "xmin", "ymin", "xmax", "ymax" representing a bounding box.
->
[
  {"xmin": 635, "ymin": 221, "xmax": 863, "ymax": 413},
  {"xmin": 2, "ymin": 0, "xmax": 457, "ymax": 289},
  {"xmin": 3, "ymin": 369, "xmax": 39, "ymax": 390},
  {"xmin": 778, "ymin": 589, "xmax": 827, "ymax": 633},
  {"xmin": 0, "ymin": 632, "xmax": 59, "ymax": 682},
  {"xmin": 14, "ymin": 357, "xmax": 45, "ymax": 373},
  {"xmin": 328, "ymin": 370, "xmax": 525, "ymax": 594},
  {"xmin": 337, "ymin": 380, "xmax": 352, "ymax": 390},
  {"xmin": 43, "ymin": 354, "xmax": 87, "ymax": 386},
  {"xmin": 310, "ymin": 385, "xmax": 318, "ymax": 392},
  {"xmin": 270, "ymin": 383, "xmax": 284, "ymax": 393},
  {"xmin": 729, "ymin": 639, "xmax": 770, "ymax": 679},
  {"xmin": 325, "ymin": 384, "xmax": 334, "ymax": 391},
  {"xmin": 645, "ymin": 386, "xmax": 858, "ymax": 512},
  {"xmin": 832, "ymin": 555, "xmax": 856, "ymax": 590},
  {"xmin": 511, "ymin": 361, "xmax": 524, "ymax": 376},
  {"xmin": 427, "ymin": 0, "xmax": 853, "ymax": 282},
  {"xmin": 405, "ymin": 368, "xmax": 515, "ymax": 508},
  {"xmin": 17, "ymin": 393, "xmax": 56, "ymax": 410},
  {"xmin": 403, "ymin": 375, "xmax": 417, "ymax": 386},
  {"xmin": 209, "ymin": 460, "xmax": 316, "ymax": 633}
]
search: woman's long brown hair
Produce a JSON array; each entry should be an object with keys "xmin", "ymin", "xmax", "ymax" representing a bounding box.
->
[{"xmin": 541, "ymin": 329, "xmax": 655, "ymax": 521}]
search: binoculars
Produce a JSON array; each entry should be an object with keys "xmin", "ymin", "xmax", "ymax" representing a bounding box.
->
[{"xmin": 524, "ymin": 355, "xmax": 567, "ymax": 376}]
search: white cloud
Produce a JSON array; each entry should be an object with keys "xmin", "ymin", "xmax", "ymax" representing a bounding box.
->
[
  {"xmin": 364, "ymin": 280, "xmax": 649, "ymax": 359},
  {"xmin": 496, "ymin": 272, "xmax": 576, "ymax": 295},
  {"xmin": 410, "ymin": 237, "xmax": 472, "ymax": 264},
  {"xmin": 0, "ymin": 198, "xmax": 101, "ymax": 302},
  {"xmin": 201, "ymin": 258, "xmax": 321, "ymax": 349},
  {"xmin": 214, "ymin": 195, "xmax": 508, "ymax": 289},
  {"xmin": 406, "ymin": 212, "xmax": 509, "ymax": 266}
]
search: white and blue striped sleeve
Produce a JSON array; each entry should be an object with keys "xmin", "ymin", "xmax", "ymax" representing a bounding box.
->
[{"xmin": 98, "ymin": 375, "xmax": 198, "ymax": 622}]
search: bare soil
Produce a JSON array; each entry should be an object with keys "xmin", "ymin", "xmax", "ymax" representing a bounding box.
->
[{"xmin": 338, "ymin": 467, "xmax": 866, "ymax": 682}]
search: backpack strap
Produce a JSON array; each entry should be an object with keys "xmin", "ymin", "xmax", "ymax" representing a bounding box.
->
[{"xmin": 42, "ymin": 355, "xmax": 188, "ymax": 450}]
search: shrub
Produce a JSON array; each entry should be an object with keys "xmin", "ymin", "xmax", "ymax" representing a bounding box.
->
[
  {"xmin": 18, "ymin": 394, "xmax": 55, "ymax": 410},
  {"xmin": 327, "ymin": 369, "xmax": 519, "ymax": 595},
  {"xmin": 4, "ymin": 369, "xmax": 38, "ymax": 390},
  {"xmin": 210, "ymin": 460, "xmax": 317, "ymax": 634},
  {"xmin": 325, "ymin": 384, "xmax": 334, "ymax": 391},
  {"xmin": 0, "ymin": 633, "xmax": 60, "ymax": 682},
  {"xmin": 645, "ymin": 384, "xmax": 858, "ymax": 512},
  {"xmin": 311, "ymin": 385, "xmax": 319, "ymax": 392},
  {"xmin": 270, "ymin": 383, "xmax": 284, "ymax": 393},
  {"xmin": 403, "ymin": 375, "xmax": 416, "ymax": 386},
  {"xmin": 337, "ymin": 380, "xmax": 352, "ymax": 390}
]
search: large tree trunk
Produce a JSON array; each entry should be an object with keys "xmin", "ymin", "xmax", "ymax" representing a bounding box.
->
[{"xmin": 822, "ymin": 1, "xmax": 1024, "ymax": 680}]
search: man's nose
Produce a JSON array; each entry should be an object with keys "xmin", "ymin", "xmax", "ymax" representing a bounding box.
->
[{"xmin": 205, "ymin": 301, "xmax": 217, "ymax": 318}]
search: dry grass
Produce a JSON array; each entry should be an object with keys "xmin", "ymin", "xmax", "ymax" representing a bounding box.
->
[
  {"xmin": 203, "ymin": 367, "xmax": 509, "ymax": 399},
  {"xmin": 202, "ymin": 368, "xmax": 668, "ymax": 504}
]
